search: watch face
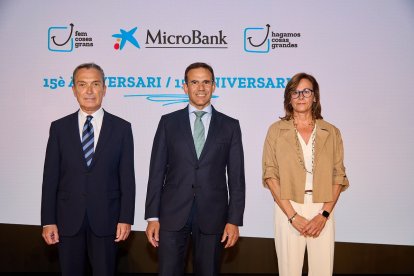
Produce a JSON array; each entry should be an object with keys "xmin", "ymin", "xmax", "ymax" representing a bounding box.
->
[{"xmin": 322, "ymin": 210, "xmax": 330, "ymax": 218}]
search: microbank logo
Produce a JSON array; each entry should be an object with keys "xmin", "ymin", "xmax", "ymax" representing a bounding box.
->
[
  {"xmin": 144, "ymin": 29, "xmax": 228, "ymax": 49},
  {"xmin": 48, "ymin": 23, "xmax": 94, "ymax": 52},
  {"xmin": 110, "ymin": 26, "xmax": 228, "ymax": 50},
  {"xmin": 244, "ymin": 24, "xmax": 301, "ymax": 54}
]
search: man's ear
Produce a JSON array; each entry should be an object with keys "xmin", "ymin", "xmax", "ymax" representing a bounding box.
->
[
  {"xmin": 72, "ymin": 85, "xmax": 77, "ymax": 97},
  {"xmin": 183, "ymin": 83, "xmax": 189, "ymax": 94}
]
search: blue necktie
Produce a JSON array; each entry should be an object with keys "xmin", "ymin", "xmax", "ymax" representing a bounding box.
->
[
  {"xmin": 82, "ymin": 115, "xmax": 94, "ymax": 167},
  {"xmin": 193, "ymin": 111, "xmax": 207, "ymax": 158}
]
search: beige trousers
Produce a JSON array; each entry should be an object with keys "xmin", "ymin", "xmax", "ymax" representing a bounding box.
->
[{"xmin": 274, "ymin": 194, "xmax": 335, "ymax": 276}]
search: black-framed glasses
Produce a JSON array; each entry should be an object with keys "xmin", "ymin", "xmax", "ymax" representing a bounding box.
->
[
  {"xmin": 291, "ymin": 88, "xmax": 314, "ymax": 99},
  {"xmin": 188, "ymin": 80, "xmax": 214, "ymax": 88}
]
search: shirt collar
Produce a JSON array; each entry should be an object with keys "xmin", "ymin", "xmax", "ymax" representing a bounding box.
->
[
  {"xmin": 79, "ymin": 107, "xmax": 104, "ymax": 121},
  {"xmin": 188, "ymin": 104, "xmax": 212, "ymax": 115}
]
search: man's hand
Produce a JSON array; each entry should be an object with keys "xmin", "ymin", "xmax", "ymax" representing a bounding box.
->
[
  {"xmin": 42, "ymin": 224, "xmax": 59, "ymax": 245},
  {"xmin": 115, "ymin": 223, "xmax": 131, "ymax": 242},
  {"xmin": 145, "ymin": 221, "xmax": 160, "ymax": 247},
  {"xmin": 221, "ymin": 223, "xmax": 239, "ymax": 248}
]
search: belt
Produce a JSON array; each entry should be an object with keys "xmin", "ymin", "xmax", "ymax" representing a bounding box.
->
[{"xmin": 304, "ymin": 190, "xmax": 313, "ymax": 195}]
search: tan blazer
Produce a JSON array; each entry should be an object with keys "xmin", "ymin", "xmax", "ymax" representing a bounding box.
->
[{"xmin": 262, "ymin": 119, "xmax": 349, "ymax": 203}]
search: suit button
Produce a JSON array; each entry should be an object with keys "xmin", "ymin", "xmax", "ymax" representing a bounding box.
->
[
  {"xmin": 195, "ymin": 166, "xmax": 199, "ymax": 170},
  {"xmin": 192, "ymin": 185, "xmax": 194, "ymax": 188}
]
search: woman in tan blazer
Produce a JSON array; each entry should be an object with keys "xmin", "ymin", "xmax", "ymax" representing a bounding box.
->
[{"xmin": 262, "ymin": 73, "xmax": 349, "ymax": 276}]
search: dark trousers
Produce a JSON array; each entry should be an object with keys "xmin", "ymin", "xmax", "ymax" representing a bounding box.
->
[
  {"xmin": 159, "ymin": 202, "xmax": 223, "ymax": 276},
  {"xmin": 58, "ymin": 215, "xmax": 117, "ymax": 276}
]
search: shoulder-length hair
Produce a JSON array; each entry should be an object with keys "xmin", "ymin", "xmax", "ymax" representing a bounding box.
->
[{"xmin": 280, "ymin": 72, "xmax": 323, "ymax": 120}]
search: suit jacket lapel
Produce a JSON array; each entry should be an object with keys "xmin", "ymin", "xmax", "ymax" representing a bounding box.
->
[
  {"xmin": 89, "ymin": 110, "xmax": 112, "ymax": 168},
  {"xmin": 178, "ymin": 107, "xmax": 198, "ymax": 159},
  {"xmin": 280, "ymin": 120, "xmax": 304, "ymax": 165},
  {"xmin": 68, "ymin": 111, "xmax": 89, "ymax": 170},
  {"xmin": 314, "ymin": 120, "xmax": 329, "ymax": 168},
  {"xmin": 198, "ymin": 107, "xmax": 219, "ymax": 160}
]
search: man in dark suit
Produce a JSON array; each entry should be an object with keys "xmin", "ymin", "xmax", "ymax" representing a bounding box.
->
[
  {"xmin": 41, "ymin": 63, "xmax": 136, "ymax": 276},
  {"xmin": 145, "ymin": 62, "xmax": 245, "ymax": 275}
]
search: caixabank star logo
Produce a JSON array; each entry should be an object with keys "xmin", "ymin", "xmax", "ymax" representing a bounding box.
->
[
  {"xmin": 112, "ymin": 27, "xmax": 140, "ymax": 50},
  {"xmin": 244, "ymin": 24, "xmax": 301, "ymax": 53}
]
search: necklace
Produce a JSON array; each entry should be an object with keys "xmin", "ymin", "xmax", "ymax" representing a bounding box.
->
[{"xmin": 293, "ymin": 119, "xmax": 316, "ymax": 174}]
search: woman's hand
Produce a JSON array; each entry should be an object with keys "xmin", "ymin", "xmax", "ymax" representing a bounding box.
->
[
  {"xmin": 291, "ymin": 214, "xmax": 310, "ymax": 235},
  {"xmin": 302, "ymin": 214, "xmax": 327, "ymax": 238}
]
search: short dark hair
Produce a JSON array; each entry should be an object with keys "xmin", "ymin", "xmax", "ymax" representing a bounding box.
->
[
  {"xmin": 72, "ymin": 63, "xmax": 105, "ymax": 84},
  {"xmin": 184, "ymin": 62, "xmax": 215, "ymax": 83},
  {"xmin": 281, "ymin": 72, "xmax": 323, "ymax": 120}
]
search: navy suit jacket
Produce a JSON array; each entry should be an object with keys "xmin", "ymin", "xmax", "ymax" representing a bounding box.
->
[
  {"xmin": 41, "ymin": 110, "xmax": 136, "ymax": 237},
  {"xmin": 145, "ymin": 106, "xmax": 245, "ymax": 234}
]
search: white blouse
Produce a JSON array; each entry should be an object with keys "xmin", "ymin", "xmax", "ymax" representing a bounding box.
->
[{"xmin": 297, "ymin": 125, "xmax": 317, "ymax": 191}]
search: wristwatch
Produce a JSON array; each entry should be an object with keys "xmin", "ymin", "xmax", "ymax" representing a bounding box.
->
[{"xmin": 319, "ymin": 209, "xmax": 330, "ymax": 218}]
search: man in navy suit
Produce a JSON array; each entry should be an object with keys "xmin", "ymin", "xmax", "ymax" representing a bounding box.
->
[
  {"xmin": 145, "ymin": 62, "xmax": 246, "ymax": 275},
  {"xmin": 41, "ymin": 63, "xmax": 136, "ymax": 276}
]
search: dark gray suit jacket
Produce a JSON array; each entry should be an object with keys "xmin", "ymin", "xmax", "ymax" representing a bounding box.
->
[
  {"xmin": 41, "ymin": 110, "xmax": 136, "ymax": 236},
  {"xmin": 145, "ymin": 106, "xmax": 245, "ymax": 234}
]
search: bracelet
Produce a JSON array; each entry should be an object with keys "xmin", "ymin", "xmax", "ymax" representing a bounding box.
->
[{"xmin": 288, "ymin": 212, "xmax": 297, "ymax": 224}]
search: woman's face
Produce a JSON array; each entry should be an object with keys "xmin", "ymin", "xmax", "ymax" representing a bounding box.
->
[{"xmin": 290, "ymin": 78, "xmax": 315, "ymax": 116}]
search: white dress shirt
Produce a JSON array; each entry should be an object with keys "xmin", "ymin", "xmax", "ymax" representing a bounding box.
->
[
  {"xmin": 78, "ymin": 107, "xmax": 104, "ymax": 149},
  {"xmin": 188, "ymin": 104, "xmax": 212, "ymax": 140}
]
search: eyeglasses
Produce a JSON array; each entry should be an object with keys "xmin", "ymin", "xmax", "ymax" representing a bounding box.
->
[
  {"xmin": 187, "ymin": 80, "xmax": 214, "ymax": 88},
  {"xmin": 291, "ymin": 88, "xmax": 314, "ymax": 99}
]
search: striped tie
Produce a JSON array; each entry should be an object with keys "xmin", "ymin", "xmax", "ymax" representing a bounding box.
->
[
  {"xmin": 82, "ymin": 115, "xmax": 94, "ymax": 167},
  {"xmin": 193, "ymin": 111, "xmax": 207, "ymax": 158}
]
